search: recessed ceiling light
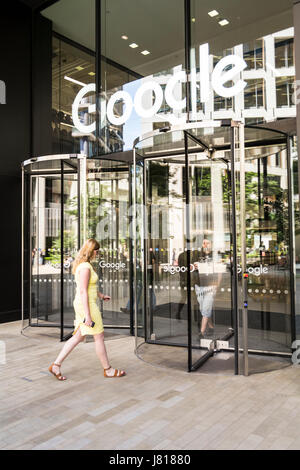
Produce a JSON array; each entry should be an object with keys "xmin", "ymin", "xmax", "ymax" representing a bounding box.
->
[
  {"xmin": 121, "ymin": 35, "xmax": 128, "ymax": 40},
  {"xmin": 129, "ymin": 43, "xmax": 138, "ymax": 48},
  {"xmin": 64, "ymin": 76, "xmax": 86, "ymax": 87},
  {"xmin": 208, "ymin": 10, "xmax": 219, "ymax": 17},
  {"xmin": 141, "ymin": 50, "xmax": 150, "ymax": 55},
  {"xmin": 219, "ymin": 19, "xmax": 229, "ymax": 26},
  {"xmin": 75, "ymin": 66, "xmax": 84, "ymax": 71},
  {"xmin": 60, "ymin": 122, "xmax": 74, "ymax": 129},
  {"xmin": 88, "ymin": 72, "xmax": 95, "ymax": 76}
]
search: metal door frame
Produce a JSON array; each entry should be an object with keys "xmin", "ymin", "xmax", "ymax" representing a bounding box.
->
[
  {"xmin": 21, "ymin": 153, "xmax": 134, "ymax": 340},
  {"xmin": 133, "ymin": 120, "xmax": 240, "ymax": 374},
  {"xmin": 185, "ymin": 123, "xmax": 239, "ymax": 373},
  {"xmin": 133, "ymin": 120, "xmax": 295, "ymax": 376}
]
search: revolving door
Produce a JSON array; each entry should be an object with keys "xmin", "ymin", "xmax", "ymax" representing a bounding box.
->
[
  {"xmin": 22, "ymin": 155, "xmax": 134, "ymax": 341},
  {"xmin": 133, "ymin": 122, "xmax": 296, "ymax": 375}
]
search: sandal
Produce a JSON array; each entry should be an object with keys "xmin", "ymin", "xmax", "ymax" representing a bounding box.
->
[
  {"xmin": 48, "ymin": 363, "xmax": 67, "ymax": 381},
  {"xmin": 104, "ymin": 365, "xmax": 126, "ymax": 378}
]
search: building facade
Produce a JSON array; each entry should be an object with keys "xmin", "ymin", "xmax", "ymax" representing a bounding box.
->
[{"xmin": 2, "ymin": 0, "xmax": 300, "ymax": 373}]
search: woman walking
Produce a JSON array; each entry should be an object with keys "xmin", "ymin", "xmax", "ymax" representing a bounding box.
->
[{"xmin": 49, "ymin": 239, "xmax": 126, "ymax": 380}]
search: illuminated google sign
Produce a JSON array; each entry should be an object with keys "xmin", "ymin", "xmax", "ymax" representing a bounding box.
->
[{"xmin": 72, "ymin": 43, "xmax": 248, "ymax": 134}]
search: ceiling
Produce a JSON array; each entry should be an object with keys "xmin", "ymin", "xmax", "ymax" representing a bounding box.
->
[
  {"xmin": 42, "ymin": 0, "xmax": 294, "ymax": 76},
  {"xmin": 20, "ymin": 0, "xmax": 58, "ymax": 10}
]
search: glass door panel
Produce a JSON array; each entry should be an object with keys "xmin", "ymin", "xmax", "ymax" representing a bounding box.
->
[
  {"xmin": 134, "ymin": 157, "xmax": 145, "ymax": 349},
  {"xmin": 189, "ymin": 148, "xmax": 234, "ymax": 370},
  {"xmin": 144, "ymin": 154, "xmax": 188, "ymax": 347},
  {"xmin": 134, "ymin": 126, "xmax": 238, "ymax": 374},
  {"xmin": 62, "ymin": 161, "xmax": 79, "ymax": 339},
  {"xmin": 242, "ymin": 136, "xmax": 292, "ymax": 355},
  {"xmin": 86, "ymin": 160, "xmax": 132, "ymax": 331}
]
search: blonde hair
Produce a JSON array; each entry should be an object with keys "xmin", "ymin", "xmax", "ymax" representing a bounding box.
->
[{"xmin": 72, "ymin": 238, "xmax": 100, "ymax": 274}]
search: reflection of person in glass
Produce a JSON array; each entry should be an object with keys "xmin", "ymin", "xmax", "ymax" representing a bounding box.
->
[
  {"xmin": 49, "ymin": 239, "xmax": 126, "ymax": 380},
  {"xmin": 176, "ymin": 247, "xmax": 202, "ymax": 320},
  {"xmin": 32, "ymin": 248, "xmax": 36, "ymax": 266},
  {"xmin": 148, "ymin": 247, "xmax": 158, "ymax": 310},
  {"xmin": 172, "ymin": 248, "xmax": 177, "ymax": 266},
  {"xmin": 120, "ymin": 253, "xmax": 156, "ymax": 313},
  {"xmin": 195, "ymin": 239, "xmax": 220, "ymax": 338},
  {"xmin": 176, "ymin": 249, "xmax": 187, "ymax": 320}
]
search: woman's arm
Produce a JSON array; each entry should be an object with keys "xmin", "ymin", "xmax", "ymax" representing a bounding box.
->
[
  {"xmin": 79, "ymin": 267, "xmax": 93, "ymax": 326},
  {"xmin": 98, "ymin": 292, "xmax": 111, "ymax": 301}
]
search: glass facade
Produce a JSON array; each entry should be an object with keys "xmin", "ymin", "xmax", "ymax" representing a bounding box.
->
[
  {"xmin": 51, "ymin": 35, "xmax": 96, "ymax": 156},
  {"xmin": 21, "ymin": 0, "xmax": 300, "ymax": 374},
  {"xmin": 44, "ymin": 0, "xmax": 96, "ymax": 157},
  {"xmin": 41, "ymin": 0, "xmax": 296, "ymax": 152},
  {"xmin": 133, "ymin": 123, "xmax": 294, "ymax": 374}
]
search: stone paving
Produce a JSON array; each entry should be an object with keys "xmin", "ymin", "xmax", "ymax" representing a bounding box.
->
[{"xmin": 1, "ymin": 321, "xmax": 300, "ymax": 450}]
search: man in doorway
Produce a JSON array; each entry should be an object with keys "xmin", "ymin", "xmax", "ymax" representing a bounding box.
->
[
  {"xmin": 176, "ymin": 248, "xmax": 188, "ymax": 320},
  {"xmin": 120, "ymin": 249, "xmax": 157, "ymax": 314},
  {"xmin": 194, "ymin": 239, "xmax": 221, "ymax": 338}
]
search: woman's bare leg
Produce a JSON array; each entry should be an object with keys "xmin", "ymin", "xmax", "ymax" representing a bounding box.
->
[
  {"xmin": 94, "ymin": 333, "xmax": 125, "ymax": 377},
  {"xmin": 201, "ymin": 317, "xmax": 209, "ymax": 334},
  {"xmin": 52, "ymin": 328, "xmax": 84, "ymax": 376},
  {"xmin": 201, "ymin": 292, "xmax": 214, "ymax": 334}
]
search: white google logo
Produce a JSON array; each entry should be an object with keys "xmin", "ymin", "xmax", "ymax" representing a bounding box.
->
[
  {"xmin": 163, "ymin": 264, "xmax": 196, "ymax": 274},
  {"xmin": 237, "ymin": 264, "xmax": 269, "ymax": 276},
  {"xmin": 164, "ymin": 263, "xmax": 269, "ymax": 276},
  {"xmin": 72, "ymin": 43, "xmax": 247, "ymax": 134},
  {"xmin": 99, "ymin": 261, "xmax": 126, "ymax": 270}
]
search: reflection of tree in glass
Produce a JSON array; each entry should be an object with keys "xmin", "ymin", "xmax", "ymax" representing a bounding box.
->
[
  {"xmin": 222, "ymin": 169, "xmax": 230, "ymax": 203},
  {"xmin": 192, "ymin": 167, "xmax": 211, "ymax": 196},
  {"xmin": 267, "ymin": 176, "xmax": 289, "ymax": 246},
  {"xmin": 233, "ymin": 171, "xmax": 289, "ymax": 247},
  {"xmin": 86, "ymin": 194, "xmax": 101, "ymax": 240},
  {"xmin": 293, "ymin": 159, "xmax": 298, "ymax": 196},
  {"xmin": 87, "ymin": 197, "xmax": 128, "ymax": 248},
  {"xmin": 292, "ymin": 159, "xmax": 300, "ymax": 243},
  {"xmin": 221, "ymin": 169, "xmax": 290, "ymax": 256},
  {"xmin": 64, "ymin": 193, "xmax": 110, "ymax": 246},
  {"xmin": 149, "ymin": 162, "xmax": 181, "ymax": 200},
  {"xmin": 47, "ymin": 230, "xmax": 77, "ymax": 265}
]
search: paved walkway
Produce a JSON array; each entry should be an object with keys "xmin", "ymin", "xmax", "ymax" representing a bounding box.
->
[{"xmin": 1, "ymin": 321, "xmax": 300, "ymax": 450}]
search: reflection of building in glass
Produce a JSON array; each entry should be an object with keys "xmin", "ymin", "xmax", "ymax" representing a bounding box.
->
[
  {"xmin": 51, "ymin": 37, "xmax": 96, "ymax": 156},
  {"xmin": 31, "ymin": 176, "xmax": 78, "ymax": 276},
  {"xmin": 51, "ymin": 35, "xmax": 140, "ymax": 156},
  {"xmin": 147, "ymin": 148, "xmax": 288, "ymax": 267},
  {"xmin": 137, "ymin": 28, "xmax": 295, "ymax": 136},
  {"xmin": 50, "ymin": 26, "xmax": 296, "ymax": 156}
]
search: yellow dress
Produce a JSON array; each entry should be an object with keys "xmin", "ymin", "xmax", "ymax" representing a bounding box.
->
[{"xmin": 73, "ymin": 262, "xmax": 104, "ymax": 336}]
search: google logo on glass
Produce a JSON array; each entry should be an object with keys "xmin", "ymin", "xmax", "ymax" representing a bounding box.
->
[
  {"xmin": 99, "ymin": 261, "xmax": 126, "ymax": 270},
  {"xmin": 72, "ymin": 43, "xmax": 248, "ymax": 134}
]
